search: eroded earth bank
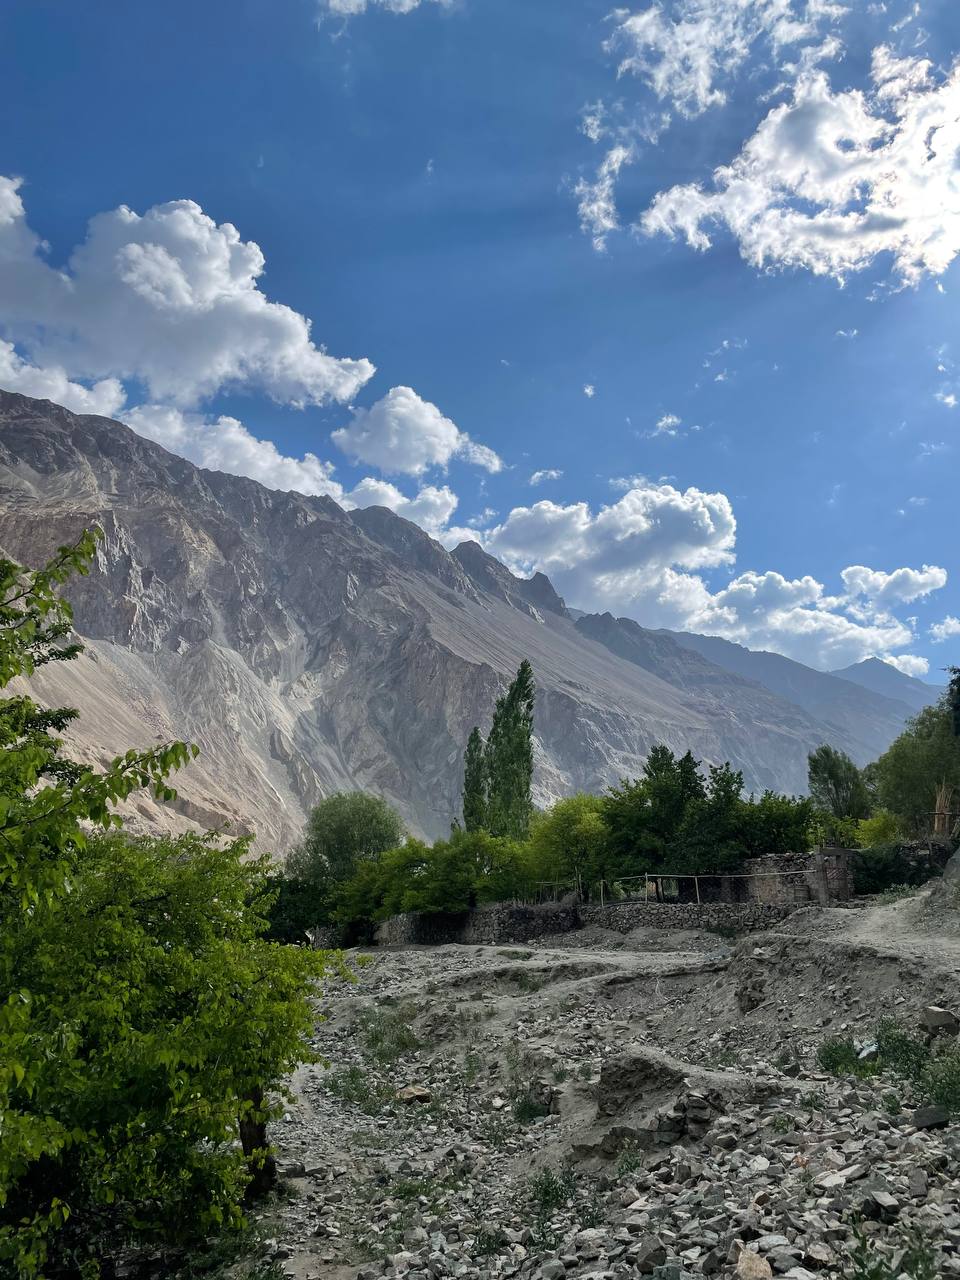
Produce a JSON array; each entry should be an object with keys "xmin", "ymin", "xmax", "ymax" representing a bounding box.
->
[{"xmin": 257, "ymin": 889, "xmax": 960, "ymax": 1280}]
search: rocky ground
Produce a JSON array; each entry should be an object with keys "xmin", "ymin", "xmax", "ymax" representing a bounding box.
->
[{"xmin": 251, "ymin": 888, "xmax": 960, "ymax": 1280}]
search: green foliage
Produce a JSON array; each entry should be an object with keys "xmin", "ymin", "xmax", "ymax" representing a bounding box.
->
[
  {"xmin": 462, "ymin": 726, "xmax": 489, "ymax": 833},
  {"xmin": 856, "ymin": 809, "xmax": 902, "ymax": 849},
  {"xmin": 603, "ymin": 749, "xmax": 810, "ymax": 884},
  {"xmin": 842, "ymin": 1225, "xmax": 938, "ymax": 1280},
  {"xmin": 671, "ymin": 761, "xmax": 748, "ymax": 874},
  {"xmin": 287, "ymin": 791, "xmax": 405, "ymax": 907},
  {"xmin": 5, "ymin": 829, "xmax": 331, "ymax": 1277},
  {"xmin": 923, "ymin": 1051, "xmax": 960, "ymax": 1114},
  {"xmin": 262, "ymin": 875, "xmax": 329, "ymax": 944},
  {"xmin": 850, "ymin": 843, "xmax": 929, "ymax": 895},
  {"xmin": 0, "ymin": 536, "xmax": 328, "ymax": 1277},
  {"xmin": 334, "ymin": 828, "xmax": 534, "ymax": 930},
  {"xmin": 323, "ymin": 1065, "xmax": 392, "ymax": 1114},
  {"xmin": 817, "ymin": 1035, "xmax": 862, "ymax": 1075},
  {"xmin": 808, "ymin": 744, "xmax": 872, "ymax": 820},
  {"xmin": 527, "ymin": 793, "xmax": 608, "ymax": 893},
  {"xmin": 356, "ymin": 1005, "xmax": 420, "ymax": 1063},
  {"xmin": 874, "ymin": 699, "xmax": 960, "ymax": 835},
  {"xmin": 484, "ymin": 660, "xmax": 536, "ymax": 840}
]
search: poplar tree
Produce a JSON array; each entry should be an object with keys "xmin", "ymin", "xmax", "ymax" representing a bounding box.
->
[
  {"xmin": 484, "ymin": 659, "xmax": 536, "ymax": 840},
  {"xmin": 461, "ymin": 726, "xmax": 488, "ymax": 832}
]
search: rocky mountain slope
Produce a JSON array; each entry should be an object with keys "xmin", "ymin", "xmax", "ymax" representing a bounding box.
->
[
  {"xmin": 0, "ymin": 390, "xmax": 925, "ymax": 850},
  {"xmin": 831, "ymin": 656, "xmax": 943, "ymax": 716}
]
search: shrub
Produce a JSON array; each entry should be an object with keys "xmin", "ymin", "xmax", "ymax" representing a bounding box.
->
[
  {"xmin": 0, "ymin": 536, "xmax": 327, "ymax": 1277},
  {"xmin": 875, "ymin": 1019, "xmax": 928, "ymax": 1080},
  {"xmin": 263, "ymin": 875, "xmax": 329, "ymax": 943},
  {"xmin": 357, "ymin": 1005, "xmax": 420, "ymax": 1063},
  {"xmin": 5, "ymin": 830, "xmax": 331, "ymax": 1276},
  {"xmin": 817, "ymin": 1036, "xmax": 863, "ymax": 1076},
  {"xmin": 923, "ymin": 1051, "xmax": 960, "ymax": 1114}
]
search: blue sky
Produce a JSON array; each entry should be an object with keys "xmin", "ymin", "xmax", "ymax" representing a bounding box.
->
[{"xmin": 0, "ymin": 0, "xmax": 957, "ymax": 677}]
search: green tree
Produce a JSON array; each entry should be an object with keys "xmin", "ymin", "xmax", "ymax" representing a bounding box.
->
[
  {"xmin": 0, "ymin": 533, "xmax": 327, "ymax": 1275},
  {"xmin": 484, "ymin": 659, "xmax": 536, "ymax": 840},
  {"xmin": 807, "ymin": 744, "xmax": 872, "ymax": 819},
  {"xmin": 527, "ymin": 794, "xmax": 609, "ymax": 895},
  {"xmin": 462, "ymin": 726, "xmax": 488, "ymax": 832},
  {"xmin": 6, "ymin": 832, "xmax": 329, "ymax": 1273},
  {"xmin": 672, "ymin": 762, "xmax": 746, "ymax": 875},
  {"xmin": 287, "ymin": 791, "xmax": 405, "ymax": 908},
  {"xmin": 875, "ymin": 700, "xmax": 960, "ymax": 835},
  {"xmin": 737, "ymin": 791, "xmax": 814, "ymax": 857}
]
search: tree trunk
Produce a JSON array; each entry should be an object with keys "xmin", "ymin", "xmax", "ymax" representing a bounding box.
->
[{"xmin": 239, "ymin": 1084, "xmax": 277, "ymax": 1201}]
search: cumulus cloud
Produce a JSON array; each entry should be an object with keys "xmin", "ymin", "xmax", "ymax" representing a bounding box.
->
[
  {"xmin": 529, "ymin": 469, "xmax": 563, "ymax": 485},
  {"xmin": 841, "ymin": 563, "xmax": 947, "ymax": 608},
  {"xmin": 125, "ymin": 404, "xmax": 459, "ymax": 535},
  {"xmin": 608, "ymin": 0, "xmax": 846, "ymax": 119},
  {"xmin": 641, "ymin": 50, "xmax": 960, "ymax": 284},
  {"xmin": 0, "ymin": 176, "xmax": 374, "ymax": 409},
  {"xmin": 0, "ymin": 342, "xmax": 125, "ymax": 417},
  {"xmin": 884, "ymin": 654, "xmax": 930, "ymax": 677},
  {"xmin": 125, "ymin": 404, "xmax": 346, "ymax": 498},
  {"xmin": 483, "ymin": 483, "xmax": 737, "ymax": 601},
  {"xmin": 460, "ymin": 480, "xmax": 945, "ymax": 670},
  {"xmin": 931, "ymin": 615, "xmax": 960, "ymax": 643},
  {"xmin": 331, "ymin": 385, "xmax": 501, "ymax": 477}
]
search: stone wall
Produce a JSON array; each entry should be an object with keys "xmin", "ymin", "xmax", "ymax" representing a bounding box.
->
[
  {"xmin": 374, "ymin": 898, "xmax": 796, "ymax": 947},
  {"xmin": 579, "ymin": 901, "xmax": 797, "ymax": 934}
]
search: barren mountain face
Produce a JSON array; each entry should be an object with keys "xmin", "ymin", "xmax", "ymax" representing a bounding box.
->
[{"xmin": 0, "ymin": 391, "xmax": 922, "ymax": 852}]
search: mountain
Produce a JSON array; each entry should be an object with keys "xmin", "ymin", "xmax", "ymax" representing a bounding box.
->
[
  {"xmin": 0, "ymin": 390, "xmax": 925, "ymax": 849},
  {"xmin": 830, "ymin": 657, "xmax": 944, "ymax": 717},
  {"xmin": 662, "ymin": 630, "xmax": 923, "ymax": 765}
]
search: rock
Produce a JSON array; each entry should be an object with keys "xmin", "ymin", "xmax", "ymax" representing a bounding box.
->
[
  {"xmin": 397, "ymin": 1085, "xmax": 432, "ymax": 1105},
  {"xmin": 921, "ymin": 1006, "xmax": 959, "ymax": 1036},
  {"xmin": 737, "ymin": 1251, "xmax": 773, "ymax": 1280},
  {"xmin": 912, "ymin": 1104, "xmax": 951, "ymax": 1130},
  {"xmin": 633, "ymin": 1236, "xmax": 668, "ymax": 1273}
]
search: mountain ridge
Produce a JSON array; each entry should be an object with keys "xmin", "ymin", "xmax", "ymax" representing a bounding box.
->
[{"xmin": 0, "ymin": 389, "xmax": 925, "ymax": 847}]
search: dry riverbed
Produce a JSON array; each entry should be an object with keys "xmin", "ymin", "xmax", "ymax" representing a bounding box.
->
[{"xmin": 253, "ymin": 890, "xmax": 960, "ymax": 1280}]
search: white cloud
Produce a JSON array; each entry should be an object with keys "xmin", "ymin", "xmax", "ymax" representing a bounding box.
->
[
  {"xmin": 575, "ymin": 145, "xmax": 633, "ymax": 252},
  {"xmin": 0, "ymin": 341, "xmax": 125, "ymax": 417},
  {"xmin": 936, "ymin": 391, "xmax": 958, "ymax": 408},
  {"xmin": 883, "ymin": 653, "xmax": 930, "ymax": 676},
  {"xmin": 345, "ymin": 476, "xmax": 460, "ymax": 534},
  {"xmin": 0, "ymin": 177, "xmax": 374, "ymax": 409},
  {"xmin": 841, "ymin": 563, "xmax": 947, "ymax": 608},
  {"xmin": 931, "ymin": 615, "xmax": 960, "ymax": 643},
  {"xmin": 125, "ymin": 404, "xmax": 459, "ymax": 535},
  {"xmin": 529, "ymin": 468, "xmax": 563, "ymax": 485},
  {"xmin": 125, "ymin": 404, "xmax": 346, "ymax": 498},
  {"xmin": 608, "ymin": 0, "xmax": 846, "ymax": 119},
  {"xmin": 641, "ymin": 50, "xmax": 960, "ymax": 284},
  {"xmin": 835, "ymin": 328, "xmax": 858, "ymax": 338},
  {"xmin": 331, "ymin": 385, "xmax": 501, "ymax": 477},
  {"xmin": 484, "ymin": 483, "xmax": 737, "ymax": 601},
  {"xmin": 654, "ymin": 412, "xmax": 682, "ymax": 435},
  {"xmin": 583, "ymin": 383, "xmax": 596, "ymax": 398},
  {"xmin": 461, "ymin": 479, "xmax": 945, "ymax": 670},
  {"xmin": 321, "ymin": 0, "xmax": 449, "ymax": 12}
]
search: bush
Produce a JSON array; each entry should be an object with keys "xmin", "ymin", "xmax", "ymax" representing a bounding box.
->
[
  {"xmin": 0, "ymin": 536, "xmax": 328, "ymax": 1277},
  {"xmin": 851, "ymin": 843, "xmax": 941, "ymax": 895},
  {"xmin": 817, "ymin": 1036, "xmax": 863, "ymax": 1076},
  {"xmin": 263, "ymin": 875, "xmax": 329, "ymax": 943},
  {"xmin": 5, "ymin": 831, "xmax": 331, "ymax": 1275}
]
